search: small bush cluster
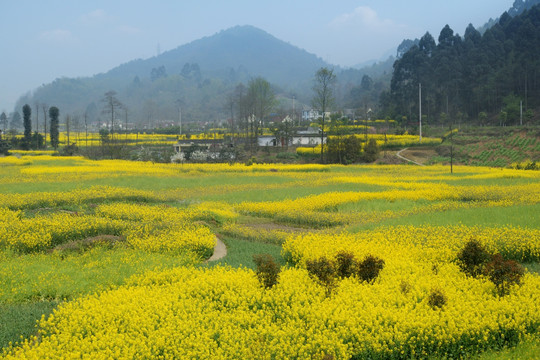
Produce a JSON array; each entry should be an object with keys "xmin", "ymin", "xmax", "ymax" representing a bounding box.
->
[
  {"xmin": 306, "ymin": 257, "xmax": 336, "ymax": 291},
  {"xmin": 253, "ymin": 254, "xmax": 281, "ymax": 289},
  {"xmin": 60, "ymin": 143, "xmax": 79, "ymax": 156},
  {"xmin": 456, "ymin": 240, "xmax": 524, "ymax": 296},
  {"xmin": 306, "ymin": 252, "xmax": 385, "ymax": 294}
]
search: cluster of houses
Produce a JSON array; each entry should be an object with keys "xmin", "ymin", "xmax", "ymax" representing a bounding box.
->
[
  {"xmin": 173, "ymin": 126, "xmax": 325, "ymax": 154},
  {"xmin": 171, "ymin": 107, "xmax": 369, "ymax": 159}
]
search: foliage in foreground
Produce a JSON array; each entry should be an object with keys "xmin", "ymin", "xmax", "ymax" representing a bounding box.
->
[{"xmin": 2, "ymin": 264, "xmax": 539, "ymax": 360}]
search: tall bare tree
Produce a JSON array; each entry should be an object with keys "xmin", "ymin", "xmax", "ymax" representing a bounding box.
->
[
  {"xmin": 246, "ymin": 77, "xmax": 275, "ymax": 150},
  {"xmin": 225, "ymin": 92, "xmax": 236, "ymax": 141},
  {"xmin": 143, "ymin": 99, "xmax": 155, "ymax": 130},
  {"xmin": 312, "ymin": 67, "xmax": 336, "ymax": 163},
  {"xmin": 234, "ymin": 83, "xmax": 249, "ymax": 141},
  {"xmin": 34, "ymin": 103, "xmax": 39, "ymax": 136},
  {"xmin": 101, "ymin": 91, "xmax": 123, "ymax": 140},
  {"xmin": 42, "ymin": 104, "xmax": 49, "ymax": 148},
  {"xmin": 65, "ymin": 114, "xmax": 71, "ymax": 145},
  {"xmin": 84, "ymin": 110, "xmax": 89, "ymax": 147},
  {"xmin": 124, "ymin": 107, "xmax": 129, "ymax": 140}
]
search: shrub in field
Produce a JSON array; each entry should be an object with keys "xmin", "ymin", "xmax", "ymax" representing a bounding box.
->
[
  {"xmin": 428, "ymin": 288, "xmax": 447, "ymax": 309},
  {"xmin": 356, "ymin": 255, "xmax": 385, "ymax": 283},
  {"xmin": 253, "ymin": 254, "xmax": 281, "ymax": 289},
  {"xmin": 362, "ymin": 138, "xmax": 379, "ymax": 162},
  {"xmin": 335, "ymin": 251, "xmax": 357, "ymax": 278},
  {"xmin": 400, "ymin": 280, "xmax": 412, "ymax": 295},
  {"xmin": 483, "ymin": 253, "xmax": 524, "ymax": 296},
  {"xmin": 456, "ymin": 239, "xmax": 490, "ymax": 277},
  {"xmin": 306, "ymin": 257, "xmax": 335, "ymax": 292}
]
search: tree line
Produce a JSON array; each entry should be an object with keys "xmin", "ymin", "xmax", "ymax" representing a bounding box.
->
[
  {"xmin": 381, "ymin": 5, "xmax": 540, "ymax": 127},
  {"xmin": 0, "ymin": 105, "xmax": 61, "ymax": 154}
]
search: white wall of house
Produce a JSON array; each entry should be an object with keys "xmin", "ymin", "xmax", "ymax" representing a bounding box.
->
[{"xmin": 257, "ymin": 135, "xmax": 325, "ymax": 147}]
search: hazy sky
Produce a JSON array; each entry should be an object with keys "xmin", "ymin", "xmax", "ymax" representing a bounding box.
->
[{"xmin": 1, "ymin": 0, "xmax": 512, "ymax": 113}]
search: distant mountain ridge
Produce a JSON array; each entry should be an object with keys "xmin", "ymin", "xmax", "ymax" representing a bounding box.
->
[
  {"xmin": 17, "ymin": 25, "xmax": 333, "ymax": 124},
  {"xmin": 478, "ymin": 0, "xmax": 540, "ymax": 33},
  {"xmin": 104, "ymin": 25, "xmax": 329, "ymax": 88}
]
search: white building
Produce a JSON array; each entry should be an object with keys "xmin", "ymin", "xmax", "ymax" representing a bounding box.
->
[
  {"xmin": 302, "ymin": 109, "xmax": 321, "ymax": 122},
  {"xmin": 302, "ymin": 109, "xmax": 332, "ymax": 122}
]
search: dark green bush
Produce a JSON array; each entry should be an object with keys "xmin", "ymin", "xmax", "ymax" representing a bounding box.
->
[
  {"xmin": 335, "ymin": 251, "xmax": 357, "ymax": 278},
  {"xmin": 253, "ymin": 254, "xmax": 281, "ymax": 289},
  {"xmin": 356, "ymin": 255, "xmax": 385, "ymax": 283},
  {"xmin": 456, "ymin": 239, "xmax": 490, "ymax": 277},
  {"xmin": 483, "ymin": 253, "xmax": 524, "ymax": 296},
  {"xmin": 306, "ymin": 257, "xmax": 335, "ymax": 290},
  {"xmin": 362, "ymin": 138, "xmax": 380, "ymax": 162},
  {"xmin": 428, "ymin": 288, "xmax": 447, "ymax": 309}
]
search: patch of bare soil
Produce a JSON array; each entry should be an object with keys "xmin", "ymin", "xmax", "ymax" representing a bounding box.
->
[
  {"xmin": 400, "ymin": 148, "xmax": 438, "ymax": 165},
  {"xmin": 244, "ymin": 222, "xmax": 309, "ymax": 233},
  {"xmin": 52, "ymin": 235, "xmax": 125, "ymax": 253},
  {"xmin": 377, "ymin": 152, "xmax": 408, "ymax": 165},
  {"xmin": 207, "ymin": 236, "xmax": 227, "ymax": 262}
]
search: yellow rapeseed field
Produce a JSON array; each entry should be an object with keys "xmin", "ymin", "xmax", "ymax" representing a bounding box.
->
[{"xmin": 1, "ymin": 156, "xmax": 539, "ymax": 359}]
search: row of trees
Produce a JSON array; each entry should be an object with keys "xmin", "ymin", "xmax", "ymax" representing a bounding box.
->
[
  {"xmin": 3, "ymin": 67, "xmax": 370, "ymax": 164},
  {"xmin": 0, "ymin": 105, "xmax": 60, "ymax": 151},
  {"xmin": 221, "ymin": 67, "xmax": 380, "ymax": 164},
  {"xmin": 224, "ymin": 77, "xmax": 277, "ymax": 151},
  {"xmin": 2, "ymin": 89, "xmax": 129, "ymax": 152},
  {"xmin": 383, "ymin": 6, "xmax": 540, "ymax": 126}
]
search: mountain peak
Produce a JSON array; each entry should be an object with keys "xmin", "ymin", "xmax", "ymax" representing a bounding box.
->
[
  {"xmin": 138, "ymin": 24, "xmax": 328, "ymax": 86},
  {"xmin": 23, "ymin": 24, "xmax": 331, "ymax": 123}
]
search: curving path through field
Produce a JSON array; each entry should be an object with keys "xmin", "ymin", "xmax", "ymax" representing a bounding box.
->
[
  {"xmin": 207, "ymin": 236, "xmax": 227, "ymax": 262},
  {"xmin": 396, "ymin": 148, "xmax": 425, "ymax": 166}
]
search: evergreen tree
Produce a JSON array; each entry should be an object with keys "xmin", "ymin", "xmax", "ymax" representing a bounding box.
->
[
  {"xmin": 49, "ymin": 106, "xmax": 60, "ymax": 149},
  {"xmin": 0, "ymin": 112, "xmax": 7, "ymax": 134},
  {"xmin": 22, "ymin": 104, "xmax": 32, "ymax": 149},
  {"xmin": 363, "ymin": 138, "xmax": 380, "ymax": 163}
]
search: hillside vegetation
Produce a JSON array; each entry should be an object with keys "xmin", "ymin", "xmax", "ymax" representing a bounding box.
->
[
  {"xmin": 431, "ymin": 127, "xmax": 540, "ymax": 167},
  {"xmin": 386, "ymin": 6, "xmax": 540, "ymax": 127}
]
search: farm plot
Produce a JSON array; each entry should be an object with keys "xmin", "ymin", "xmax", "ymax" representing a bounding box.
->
[{"xmin": 1, "ymin": 156, "xmax": 539, "ymax": 359}]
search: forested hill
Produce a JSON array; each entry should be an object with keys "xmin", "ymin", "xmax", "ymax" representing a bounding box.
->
[
  {"xmin": 15, "ymin": 25, "xmax": 330, "ymax": 125},
  {"xmin": 384, "ymin": 5, "xmax": 540, "ymax": 127},
  {"xmin": 103, "ymin": 25, "xmax": 329, "ymax": 90}
]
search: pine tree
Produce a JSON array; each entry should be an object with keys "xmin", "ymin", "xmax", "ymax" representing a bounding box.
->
[{"xmin": 49, "ymin": 106, "xmax": 60, "ymax": 149}]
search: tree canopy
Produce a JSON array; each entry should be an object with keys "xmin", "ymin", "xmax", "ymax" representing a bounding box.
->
[{"xmin": 384, "ymin": 5, "xmax": 540, "ymax": 126}]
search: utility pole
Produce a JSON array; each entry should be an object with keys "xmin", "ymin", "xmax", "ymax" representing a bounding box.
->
[
  {"xmin": 520, "ymin": 101, "xmax": 523, "ymax": 126},
  {"xmin": 124, "ymin": 108, "xmax": 129, "ymax": 141},
  {"xmin": 449, "ymin": 122, "xmax": 454, "ymax": 174},
  {"xmin": 176, "ymin": 99, "xmax": 182, "ymax": 137},
  {"xmin": 292, "ymin": 95, "xmax": 296, "ymax": 126},
  {"xmin": 419, "ymin": 83, "xmax": 422, "ymax": 142}
]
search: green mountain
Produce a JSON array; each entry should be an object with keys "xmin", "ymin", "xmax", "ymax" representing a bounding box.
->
[{"xmin": 16, "ymin": 26, "xmax": 331, "ymax": 126}]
